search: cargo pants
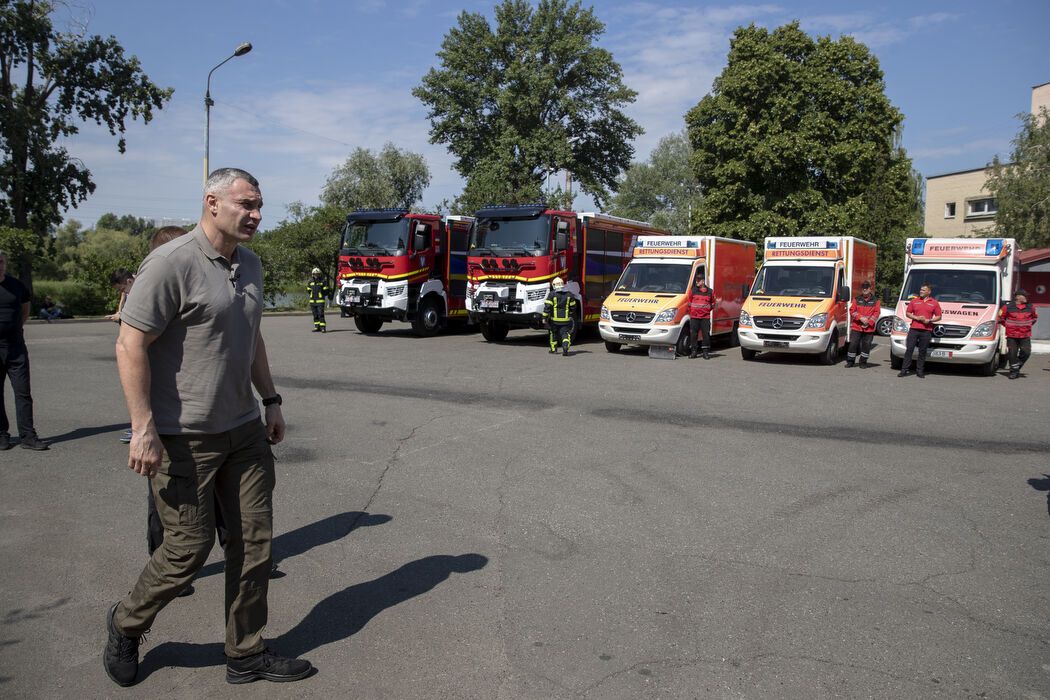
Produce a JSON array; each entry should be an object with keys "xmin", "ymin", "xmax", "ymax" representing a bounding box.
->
[{"xmin": 114, "ymin": 419, "xmax": 275, "ymax": 658}]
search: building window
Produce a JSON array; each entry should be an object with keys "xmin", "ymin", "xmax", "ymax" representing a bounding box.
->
[
  {"xmin": 944, "ymin": 202, "xmax": 956, "ymax": 218},
  {"xmin": 966, "ymin": 198, "xmax": 998, "ymax": 217}
]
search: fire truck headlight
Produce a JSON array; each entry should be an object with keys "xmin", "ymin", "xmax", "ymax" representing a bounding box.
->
[
  {"xmin": 893, "ymin": 316, "xmax": 909, "ymax": 333},
  {"xmin": 972, "ymin": 321, "xmax": 996, "ymax": 338},
  {"xmin": 600, "ymin": 305, "xmax": 610, "ymax": 321},
  {"xmin": 739, "ymin": 310, "xmax": 752, "ymax": 327},
  {"xmin": 805, "ymin": 313, "xmax": 828, "ymax": 329},
  {"xmin": 654, "ymin": 308, "xmax": 677, "ymax": 324}
]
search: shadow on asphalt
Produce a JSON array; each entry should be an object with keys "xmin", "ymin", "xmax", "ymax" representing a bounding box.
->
[
  {"xmin": 45, "ymin": 423, "xmax": 128, "ymax": 445},
  {"xmin": 138, "ymin": 553, "xmax": 488, "ymax": 679},
  {"xmin": 274, "ymin": 553, "xmax": 489, "ymax": 658},
  {"xmin": 195, "ymin": 511, "xmax": 392, "ymax": 580},
  {"xmin": 1028, "ymin": 475, "xmax": 1050, "ymax": 518}
]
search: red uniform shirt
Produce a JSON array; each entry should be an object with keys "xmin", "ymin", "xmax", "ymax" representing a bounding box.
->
[
  {"xmin": 998, "ymin": 302, "xmax": 1038, "ymax": 339},
  {"xmin": 905, "ymin": 296, "xmax": 941, "ymax": 331},
  {"xmin": 688, "ymin": 286, "xmax": 716, "ymax": 319},
  {"xmin": 849, "ymin": 294, "xmax": 881, "ymax": 333}
]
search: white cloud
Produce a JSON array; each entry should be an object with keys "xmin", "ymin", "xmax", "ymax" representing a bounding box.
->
[{"xmin": 910, "ymin": 138, "xmax": 1008, "ymax": 162}]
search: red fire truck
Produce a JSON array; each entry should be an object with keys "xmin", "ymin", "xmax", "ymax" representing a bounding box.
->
[
  {"xmin": 466, "ymin": 205, "xmax": 668, "ymax": 341},
  {"xmin": 336, "ymin": 209, "xmax": 473, "ymax": 336}
]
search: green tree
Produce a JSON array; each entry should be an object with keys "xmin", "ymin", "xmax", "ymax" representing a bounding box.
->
[
  {"xmin": 248, "ymin": 204, "xmax": 345, "ymax": 305},
  {"xmin": 0, "ymin": 225, "xmax": 38, "ymax": 278},
  {"xmin": 321, "ymin": 144, "xmax": 431, "ymax": 212},
  {"xmin": 0, "ymin": 0, "xmax": 172, "ymax": 288},
  {"xmin": 413, "ymin": 0, "xmax": 641, "ymax": 213},
  {"xmin": 984, "ymin": 108, "xmax": 1050, "ymax": 249},
  {"xmin": 95, "ymin": 212, "xmax": 154, "ymax": 237},
  {"xmin": 686, "ymin": 22, "xmax": 919, "ymax": 286},
  {"xmin": 608, "ymin": 131, "xmax": 701, "ymax": 234}
]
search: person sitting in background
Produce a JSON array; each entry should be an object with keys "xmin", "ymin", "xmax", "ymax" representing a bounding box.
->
[{"xmin": 37, "ymin": 296, "xmax": 64, "ymax": 321}]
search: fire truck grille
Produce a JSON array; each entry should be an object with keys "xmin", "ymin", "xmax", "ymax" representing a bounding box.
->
[
  {"xmin": 754, "ymin": 316, "xmax": 805, "ymax": 330},
  {"xmin": 611, "ymin": 311, "xmax": 654, "ymax": 323},
  {"xmin": 526, "ymin": 289, "xmax": 547, "ymax": 301}
]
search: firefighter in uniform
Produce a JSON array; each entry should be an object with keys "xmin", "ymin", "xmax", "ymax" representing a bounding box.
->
[
  {"xmin": 687, "ymin": 275, "xmax": 716, "ymax": 359},
  {"xmin": 999, "ymin": 289, "xmax": 1038, "ymax": 379},
  {"xmin": 543, "ymin": 277, "xmax": 577, "ymax": 356},
  {"xmin": 899, "ymin": 283, "xmax": 941, "ymax": 378},
  {"xmin": 845, "ymin": 281, "xmax": 880, "ymax": 368},
  {"xmin": 307, "ymin": 267, "xmax": 330, "ymax": 333}
]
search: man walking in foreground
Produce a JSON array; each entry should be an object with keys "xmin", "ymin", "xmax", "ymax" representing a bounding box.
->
[{"xmin": 103, "ymin": 168, "xmax": 312, "ymax": 686}]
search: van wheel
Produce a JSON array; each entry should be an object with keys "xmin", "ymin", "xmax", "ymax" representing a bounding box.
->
[
  {"xmin": 981, "ymin": 352, "xmax": 999, "ymax": 376},
  {"xmin": 675, "ymin": 327, "xmax": 692, "ymax": 357},
  {"xmin": 819, "ymin": 331, "xmax": 839, "ymax": 365},
  {"xmin": 890, "ymin": 353, "xmax": 902, "ymax": 370},
  {"xmin": 412, "ymin": 297, "xmax": 443, "ymax": 337},
  {"xmin": 741, "ymin": 347, "xmax": 758, "ymax": 361},
  {"xmin": 354, "ymin": 315, "xmax": 383, "ymax": 334},
  {"xmin": 604, "ymin": 341, "xmax": 622, "ymax": 353},
  {"xmin": 480, "ymin": 320, "xmax": 509, "ymax": 342}
]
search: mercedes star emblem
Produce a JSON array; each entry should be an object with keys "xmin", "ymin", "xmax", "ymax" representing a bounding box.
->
[
  {"xmin": 626, "ymin": 312, "xmax": 636, "ymax": 323},
  {"xmin": 772, "ymin": 318, "xmax": 784, "ymax": 329}
]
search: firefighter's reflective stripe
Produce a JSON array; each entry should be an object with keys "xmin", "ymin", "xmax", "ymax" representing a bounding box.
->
[
  {"xmin": 307, "ymin": 281, "xmax": 330, "ymax": 303},
  {"xmin": 543, "ymin": 292, "xmax": 576, "ymax": 323}
]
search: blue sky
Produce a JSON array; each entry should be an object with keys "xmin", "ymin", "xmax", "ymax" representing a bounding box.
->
[{"xmin": 57, "ymin": 0, "xmax": 1049, "ymax": 230}]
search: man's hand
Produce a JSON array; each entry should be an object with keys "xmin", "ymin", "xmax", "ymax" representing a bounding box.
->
[
  {"xmin": 128, "ymin": 426, "xmax": 164, "ymax": 478},
  {"xmin": 265, "ymin": 404, "xmax": 286, "ymax": 445}
]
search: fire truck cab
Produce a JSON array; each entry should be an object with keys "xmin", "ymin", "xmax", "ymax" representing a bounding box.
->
[{"xmin": 337, "ymin": 209, "xmax": 473, "ymax": 336}]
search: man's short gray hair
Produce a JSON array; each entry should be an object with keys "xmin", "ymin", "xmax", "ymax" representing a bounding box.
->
[{"xmin": 205, "ymin": 168, "xmax": 259, "ymax": 196}]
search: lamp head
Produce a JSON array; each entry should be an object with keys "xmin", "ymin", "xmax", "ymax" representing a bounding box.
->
[{"xmin": 234, "ymin": 42, "xmax": 252, "ymax": 57}]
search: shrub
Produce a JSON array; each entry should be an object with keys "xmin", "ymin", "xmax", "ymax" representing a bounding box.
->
[{"xmin": 32, "ymin": 279, "xmax": 115, "ymax": 317}]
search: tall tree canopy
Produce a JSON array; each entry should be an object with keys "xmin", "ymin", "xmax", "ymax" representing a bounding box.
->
[
  {"xmin": 608, "ymin": 131, "xmax": 701, "ymax": 234},
  {"xmin": 321, "ymin": 143, "xmax": 431, "ymax": 212},
  {"xmin": 686, "ymin": 22, "xmax": 921, "ymax": 288},
  {"xmin": 0, "ymin": 0, "xmax": 171, "ymax": 284},
  {"xmin": 413, "ymin": 0, "xmax": 641, "ymax": 213},
  {"xmin": 984, "ymin": 108, "xmax": 1050, "ymax": 249}
]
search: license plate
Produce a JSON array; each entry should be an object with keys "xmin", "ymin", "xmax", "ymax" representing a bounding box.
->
[
  {"xmin": 349, "ymin": 295, "xmax": 360, "ymax": 303},
  {"xmin": 618, "ymin": 334, "xmax": 641, "ymax": 341},
  {"xmin": 480, "ymin": 299, "xmax": 500, "ymax": 309},
  {"xmin": 763, "ymin": 340, "xmax": 789, "ymax": 348},
  {"xmin": 930, "ymin": 349, "xmax": 952, "ymax": 358}
]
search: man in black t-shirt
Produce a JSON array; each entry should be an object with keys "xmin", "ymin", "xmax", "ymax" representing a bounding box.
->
[{"xmin": 0, "ymin": 251, "xmax": 48, "ymax": 450}]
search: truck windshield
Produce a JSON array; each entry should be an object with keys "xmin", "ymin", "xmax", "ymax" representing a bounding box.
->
[
  {"xmin": 901, "ymin": 269, "xmax": 997, "ymax": 303},
  {"xmin": 752, "ymin": 265, "xmax": 836, "ymax": 297},
  {"xmin": 342, "ymin": 220, "xmax": 409, "ymax": 254},
  {"xmin": 615, "ymin": 263, "xmax": 692, "ymax": 294},
  {"xmin": 471, "ymin": 217, "xmax": 549, "ymax": 256}
]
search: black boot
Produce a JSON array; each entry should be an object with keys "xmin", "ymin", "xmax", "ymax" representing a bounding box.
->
[
  {"xmin": 689, "ymin": 352, "xmax": 698, "ymax": 359},
  {"xmin": 226, "ymin": 649, "xmax": 313, "ymax": 684},
  {"xmin": 859, "ymin": 359, "xmax": 868, "ymax": 369},
  {"xmin": 702, "ymin": 350, "xmax": 710, "ymax": 360},
  {"xmin": 103, "ymin": 604, "xmax": 141, "ymax": 687}
]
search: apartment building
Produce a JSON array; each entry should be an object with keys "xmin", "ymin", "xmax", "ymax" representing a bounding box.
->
[{"xmin": 922, "ymin": 82, "xmax": 1049, "ymax": 238}]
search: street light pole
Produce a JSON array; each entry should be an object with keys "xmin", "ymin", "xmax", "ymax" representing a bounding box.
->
[{"xmin": 204, "ymin": 42, "xmax": 252, "ymax": 187}]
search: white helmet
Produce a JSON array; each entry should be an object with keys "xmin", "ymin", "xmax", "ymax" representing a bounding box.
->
[
  {"xmin": 551, "ymin": 277, "xmax": 565, "ymax": 290},
  {"xmin": 311, "ymin": 267, "xmax": 322, "ymax": 275}
]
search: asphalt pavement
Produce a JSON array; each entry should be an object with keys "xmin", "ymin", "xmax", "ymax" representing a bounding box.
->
[{"xmin": 1, "ymin": 315, "xmax": 1048, "ymax": 699}]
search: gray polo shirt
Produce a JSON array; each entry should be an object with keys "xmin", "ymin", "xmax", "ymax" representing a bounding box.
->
[{"xmin": 121, "ymin": 226, "xmax": 263, "ymax": 435}]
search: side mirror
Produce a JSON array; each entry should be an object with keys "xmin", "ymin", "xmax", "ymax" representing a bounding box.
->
[
  {"xmin": 555, "ymin": 230, "xmax": 568, "ymax": 251},
  {"xmin": 742, "ymin": 283, "xmax": 749, "ymax": 299},
  {"xmin": 839, "ymin": 286, "xmax": 851, "ymax": 302},
  {"xmin": 413, "ymin": 232, "xmax": 428, "ymax": 251},
  {"xmin": 882, "ymin": 288, "xmax": 894, "ymax": 304}
]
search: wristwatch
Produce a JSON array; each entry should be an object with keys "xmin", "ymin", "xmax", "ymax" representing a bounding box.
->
[{"xmin": 262, "ymin": 394, "xmax": 282, "ymax": 407}]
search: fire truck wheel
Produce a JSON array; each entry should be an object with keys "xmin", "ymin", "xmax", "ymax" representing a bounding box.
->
[
  {"xmin": 412, "ymin": 297, "xmax": 443, "ymax": 337},
  {"xmin": 740, "ymin": 347, "xmax": 758, "ymax": 361},
  {"xmin": 480, "ymin": 320, "xmax": 509, "ymax": 342},
  {"xmin": 819, "ymin": 330, "xmax": 839, "ymax": 365},
  {"xmin": 354, "ymin": 315, "xmax": 384, "ymax": 334},
  {"xmin": 890, "ymin": 353, "xmax": 902, "ymax": 370},
  {"xmin": 604, "ymin": 341, "xmax": 622, "ymax": 353}
]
